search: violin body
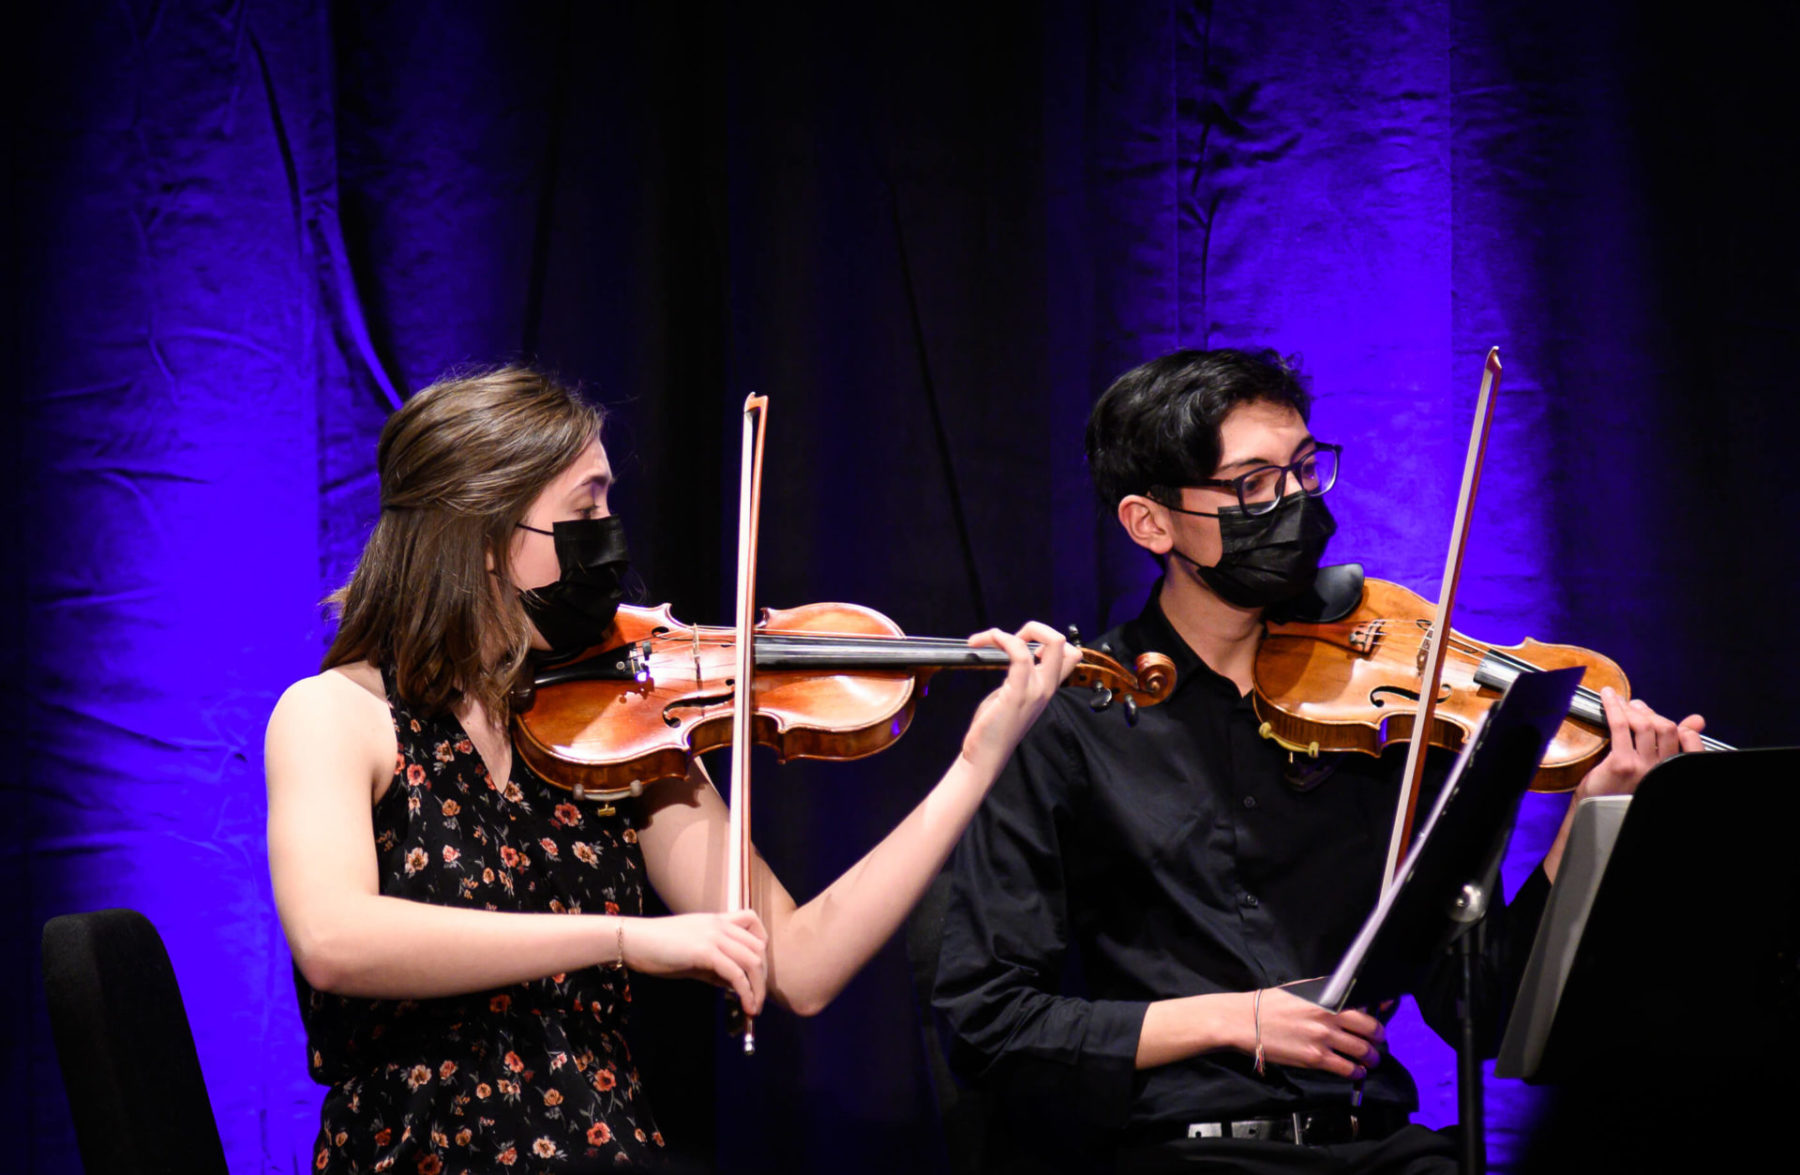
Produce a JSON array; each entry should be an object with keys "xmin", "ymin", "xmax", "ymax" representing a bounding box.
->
[
  {"xmin": 1255, "ymin": 577, "xmax": 1630, "ymax": 793},
  {"xmin": 513, "ymin": 602, "xmax": 915, "ymax": 799},
  {"xmin": 513, "ymin": 601, "xmax": 1177, "ymax": 801}
]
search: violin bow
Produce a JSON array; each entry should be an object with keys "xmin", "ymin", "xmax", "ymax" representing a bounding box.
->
[
  {"xmin": 727, "ymin": 393, "xmax": 769, "ymax": 1053},
  {"xmin": 1381, "ymin": 349, "xmax": 1502, "ymax": 890}
]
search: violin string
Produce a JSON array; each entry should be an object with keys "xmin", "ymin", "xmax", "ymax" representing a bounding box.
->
[{"xmin": 1310, "ymin": 626, "xmax": 1625, "ymax": 723}]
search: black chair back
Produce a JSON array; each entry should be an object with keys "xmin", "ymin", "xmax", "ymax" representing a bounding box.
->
[{"xmin": 41, "ymin": 908, "xmax": 230, "ymax": 1175}]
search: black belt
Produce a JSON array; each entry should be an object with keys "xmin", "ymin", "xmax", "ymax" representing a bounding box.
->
[{"xmin": 1137, "ymin": 1105, "xmax": 1408, "ymax": 1147}]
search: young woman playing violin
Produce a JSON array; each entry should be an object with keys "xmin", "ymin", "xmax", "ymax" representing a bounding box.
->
[
  {"xmin": 933, "ymin": 348, "xmax": 1707, "ymax": 1175},
  {"xmin": 265, "ymin": 366, "xmax": 1080, "ymax": 1172}
]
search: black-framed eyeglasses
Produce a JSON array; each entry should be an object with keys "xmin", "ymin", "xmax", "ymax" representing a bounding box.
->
[{"xmin": 1161, "ymin": 443, "xmax": 1341, "ymax": 518}]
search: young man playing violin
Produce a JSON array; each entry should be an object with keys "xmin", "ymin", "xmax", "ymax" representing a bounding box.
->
[{"xmin": 932, "ymin": 349, "xmax": 1706, "ymax": 1174}]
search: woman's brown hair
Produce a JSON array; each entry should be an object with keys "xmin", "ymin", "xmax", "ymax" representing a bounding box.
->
[{"xmin": 323, "ymin": 365, "xmax": 604, "ymax": 718}]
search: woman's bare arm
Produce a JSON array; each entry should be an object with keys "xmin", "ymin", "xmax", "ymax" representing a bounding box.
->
[{"xmin": 266, "ymin": 669, "xmax": 767, "ymax": 1010}]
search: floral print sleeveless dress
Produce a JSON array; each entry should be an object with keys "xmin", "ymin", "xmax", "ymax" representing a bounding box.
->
[{"xmin": 298, "ymin": 667, "xmax": 665, "ymax": 1171}]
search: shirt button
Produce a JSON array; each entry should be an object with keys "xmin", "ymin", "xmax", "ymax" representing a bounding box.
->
[
  {"xmin": 1241, "ymin": 893, "xmax": 1259, "ymax": 908},
  {"xmin": 1242, "ymin": 795, "xmax": 1257, "ymax": 809}
]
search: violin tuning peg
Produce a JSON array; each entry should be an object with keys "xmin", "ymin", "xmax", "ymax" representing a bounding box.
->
[
  {"xmin": 1097, "ymin": 642, "xmax": 1113, "ymax": 658},
  {"xmin": 1088, "ymin": 682, "xmax": 1114, "ymax": 712},
  {"xmin": 510, "ymin": 683, "xmax": 537, "ymax": 712},
  {"xmin": 1121, "ymin": 696, "xmax": 1139, "ymax": 726},
  {"xmin": 1065, "ymin": 624, "xmax": 1082, "ymax": 648}
]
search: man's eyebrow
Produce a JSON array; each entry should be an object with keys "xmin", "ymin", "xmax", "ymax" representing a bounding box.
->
[{"xmin": 1214, "ymin": 436, "xmax": 1317, "ymax": 473}]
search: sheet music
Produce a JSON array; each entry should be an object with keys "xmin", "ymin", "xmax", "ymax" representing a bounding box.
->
[
  {"xmin": 1317, "ymin": 711, "xmax": 1489, "ymax": 1009},
  {"xmin": 1492, "ymin": 795, "xmax": 1631, "ymax": 1078}
]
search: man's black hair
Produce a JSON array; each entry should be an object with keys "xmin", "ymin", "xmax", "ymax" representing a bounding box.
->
[{"xmin": 1084, "ymin": 348, "xmax": 1312, "ymax": 511}]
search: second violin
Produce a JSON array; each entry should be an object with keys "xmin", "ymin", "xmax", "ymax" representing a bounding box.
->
[{"xmin": 1254, "ymin": 568, "xmax": 1725, "ymax": 792}]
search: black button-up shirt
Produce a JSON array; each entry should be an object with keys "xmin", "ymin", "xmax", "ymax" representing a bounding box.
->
[{"xmin": 933, "ymin": 586, "xmax": 1549, "ymax": 1145}]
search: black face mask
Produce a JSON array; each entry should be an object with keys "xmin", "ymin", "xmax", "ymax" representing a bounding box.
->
[
  {"xmin": 1174, "ymin": 493, "xmax": 1337, "ymax": 609},
  {"xmin": 518, "ymin": 516, "xmax": 631, "ymax": 657}
]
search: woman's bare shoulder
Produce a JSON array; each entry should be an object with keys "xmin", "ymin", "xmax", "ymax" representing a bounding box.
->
[
  {"xmin": 267, "ymin": 662, "xmax": 394, "ymax": 794},
  {"xmin": 270, "ymin": 662, "xmax": 389, "ymax": 736}
]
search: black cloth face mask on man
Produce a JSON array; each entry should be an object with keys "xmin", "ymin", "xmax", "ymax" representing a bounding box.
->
[
  {"xmin": 516, "ymin": 515, "xmax": 631, "ymax": 657},
  {"xmin": 1168, "ymin": 493, "xmax": 1337, "ymax": 609}
]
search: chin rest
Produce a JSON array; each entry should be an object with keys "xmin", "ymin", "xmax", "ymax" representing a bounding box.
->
[{"xmin": 1267, "ymin": 563, "xmax": 1364, "ymax": 624}]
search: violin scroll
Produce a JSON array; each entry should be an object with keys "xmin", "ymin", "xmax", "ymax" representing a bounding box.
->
[{"xmin": 1069, "ymin": 647, "xmax": 1176, "ymax": 715}]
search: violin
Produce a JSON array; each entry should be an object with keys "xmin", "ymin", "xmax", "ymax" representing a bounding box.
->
[
  {"xmin": 509, "ymin": 600, "xmax": 1178, "ymax": 803},
  {"xmin": 1252, "ymin": 568, "xmax": 1732, "ymax": 794},
  {"xmin": 1247, "ymin": 350, "xmax": 1726, "ymax": 884}
]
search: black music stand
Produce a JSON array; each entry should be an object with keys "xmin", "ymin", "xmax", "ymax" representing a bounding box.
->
[
  {"xmin": 1291, "ymin": 665, "xmax": 1582, "ymax": 1175},
  {"xmin": 1495, "ymin": 748, "xmax": 1800, "ymax": 1171},
  {"xmin": 1502, "ymin": 747, "xmax": 1800, "ymax": 1081}
]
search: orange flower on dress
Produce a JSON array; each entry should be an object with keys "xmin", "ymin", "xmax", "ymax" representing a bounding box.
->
[
  {"xmin": 593, "ymin": 1067, "xmax": 616, "ymax": 1091},
  {"xmin": 504, "ymin": 1050, "xmax": 524, "ymax": 1073},
  {"xmin": 406, "ymin": 1064, "xmax": 431, "ymax": 1090},
  {"xmin": 416, "ymin": 1156, "xmax": 441, "ymax": 1175},
  {"xmin": 393, "ymin": 753, "xmax": 405, "ymax": 777},
  {"xmin": 500, "ymin": 846, "xmax": 519, "ymax": 868},
  {"xmin": 549, "ymin": 899, "xmax": 565, "ymax": 914},
  {"xmin": 543, "ymin": 1088, "xmax": 563, "ymax": 1106},
  {"xmin": 375, "ymin": 1128, "xmax": 392, "ymax": 1147},
  {"xmin": 496, "ymin": 1149, "xmax": 517, "ymax": 1167},
  {"xmin": 335, "ymin": 1132, "xmax": 348, "ymax": 1146},
  {"xmin": 475, "ymin": 1083, "xmax": 491, "ymax": 1100},
  {"xmin": 315, "ymin": 1149, "xmax": 329, "ymax": 1171},
  {"xmin": 454, "ymin": 1128, "xmax": 472, "ymax": 1147},
  {"xmin": 635, "ymin": 1128, "xmax": 646, "ymax": 1142},
  {"xmin": 482, "ymin": 867, "xmax": 495, "ymax": 884},
  {"xmin": 441, "ymin": 799, "xmax": 460, "ymax": 817},
  {"xmin": 490, "ymin": 994, "xmax": 511, "ymax": 1013},
  {"xmin": 572, "ymin": 842, "xmax": 598, "ymax": 866},
  {"xmin": 652, "ymin": 1132, "xmax": 665, "ymax": 1147},
  {"xmin": 456, "ymin": 738, "xmax": 473, "ymax": 754},
  {"xmin": 587, "ymin": 1122, "xmax": 613, "ymax": 1146},
  {"xmin": 438, "ymin": 1061, "xmax": 457, "ymax": 1081},
  {"xmin": 540, "ymin": 837, "xmax": 559, "ymax": 858},
  {"xmin": 553, "ymin": 803, "xmax": 581, "ymax": 826},
  {"xmin": 441, "ymin": 845, "xmax": 459, "ymax": 865},
  {"xmin": 404, "ymin": 848, "xmax": 428, "ymax": 875},
  {"xmin": 604, "ymin": 901, "xmax": 619, "ymax": 915},
  {"xmin": 503, "ymin": 782, "xmax": 525, "ymax": 804},
  {"xmin": 622, "ymin": 827, "xmax": 638, "ymax": 844},
  {"xmin": 407, "ymin": 763, "xmax": 426, "ymax": 785},
  {"xmin": 532, "ymin": 1138, "xmax": 557, "ymax": 1158}
]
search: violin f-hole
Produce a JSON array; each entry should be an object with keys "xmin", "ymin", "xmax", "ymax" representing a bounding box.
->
[
  {"xmin": 1369, "ymin": 683, "xmax": 1452, "ymax": 709},
  {"xmin": 663, "ymin": 690, "xmax": 736, "ymax": 726}
]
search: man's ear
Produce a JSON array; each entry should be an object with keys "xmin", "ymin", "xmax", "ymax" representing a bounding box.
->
[{"xmin": 1117, "ymin": 494, "xmax": 1175, "ymax": 557}]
